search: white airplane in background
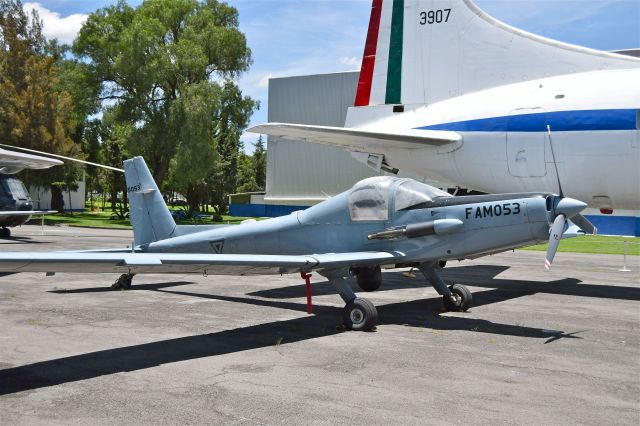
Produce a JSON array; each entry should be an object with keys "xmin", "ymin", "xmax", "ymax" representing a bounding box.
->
[
  {"xmin": 250, "ymin": 0, "xmax": 640, "ymax": 216},
  {"xmin": 0, "ymin": 147, "xmax": 62, "ymax": 237}
]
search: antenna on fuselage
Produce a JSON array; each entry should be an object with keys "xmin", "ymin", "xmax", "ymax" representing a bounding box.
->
[{"xmin": 546, "ymin": 125, "xmax": 563, "ymax": 198}]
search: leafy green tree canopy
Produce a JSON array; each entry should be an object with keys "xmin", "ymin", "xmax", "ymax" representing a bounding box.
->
[
  {"xmin": 0, "ymin": 0, "xmax": 82, "ymax": 211},
  {"xmin": 73, "ymin": 0, "xmax": 255, "ymax": 188}
]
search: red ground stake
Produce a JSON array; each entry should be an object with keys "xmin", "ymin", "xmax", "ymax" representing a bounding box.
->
[{"xmin": 300, "ymin": 272, "xmax": 313, "ymax": 314}]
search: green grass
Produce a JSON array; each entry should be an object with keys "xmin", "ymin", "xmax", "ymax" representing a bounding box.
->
[
  {"xmin": 520, "ymin": 235, "xmax": 639, "ymax": 256},
  {"xmin": 27, "ymin": 207, "xmax": 260, "ymax": 229}
]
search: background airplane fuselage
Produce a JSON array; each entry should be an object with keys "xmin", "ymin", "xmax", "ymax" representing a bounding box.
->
[{"xmin": 346, "ymin": 69, "xmax": 640, "ymax": 210}]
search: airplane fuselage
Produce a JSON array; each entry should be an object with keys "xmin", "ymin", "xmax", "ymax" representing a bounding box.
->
[
  {"xmin": 147, "ymin": 185, "xmax": 563, "ymax": 267},
  {"xmin": 346, "ymin": 69, "xmax": 640, "ymax": 211}
]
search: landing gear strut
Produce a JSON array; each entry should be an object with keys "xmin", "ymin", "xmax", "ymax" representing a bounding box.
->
[
  {"xmin": 111, "ymin": 273, "xmax": 135, "ymax": 289},
  {"xmin": 419, "ymin": 261, "xmax": 472, "ymax": 312},
  {"xmin": 0, "ymin": 227, "xmax": 10, "ymax": 238}
]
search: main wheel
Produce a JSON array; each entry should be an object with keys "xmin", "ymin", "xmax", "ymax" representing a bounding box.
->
[
  {"xmin": 343, "ymin": 298, "xmax": 378, "ymax": 331},
  {"xmin": 442, "ymin": 284, "xmax": 472, "ymax": 312},
  {"xmin": 438, "ymin": 260, "xmax": 447, "ymax": 269},
  {"xmin": 0, "ymin": 227, "xmax": 10, "ymax": 238},
  {"xmin": 356, "ymin": 265, "xmax": 382, "ymax": 292}
]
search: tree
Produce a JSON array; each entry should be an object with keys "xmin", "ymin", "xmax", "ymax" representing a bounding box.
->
[
  {"xmin": 73, "ymin": 0, "xmax": 256, "ymax": 192},
  {"xmin": 208, "ymin": 82, "xmax": 257, "ymax": 214},
  {"xmin": 0, "ymin": 0, "xmax": 82, "ymax": 212},
  {"xmin": 253, "ymin": 135, "xmax": 266, "ymax": 190}
]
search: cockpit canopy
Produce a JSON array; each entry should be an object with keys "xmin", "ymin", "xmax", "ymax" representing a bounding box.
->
[{"xmin": 347, "ymin": 176, "xmax": 451, "ymax": 221}]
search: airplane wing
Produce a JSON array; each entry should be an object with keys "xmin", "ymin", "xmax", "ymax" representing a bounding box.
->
[
  {"xmin": 248, "ymin": 123, "xmax": 461, "ymax": 150},
  {"xmin": 0, "ymin": 148, "xmax": 63, "ymax": 174},
  {"xmin": 0, "ymin": 251, "xmax": 406, "ymax": 275},
  {"xmin": 0, "ymin": 210, "xmax": 57, "ymax": 216}
]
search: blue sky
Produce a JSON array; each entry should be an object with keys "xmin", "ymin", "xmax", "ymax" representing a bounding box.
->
[{"xmin": 24, "ymin": 0, "xmax": 640, "ymax": 152}]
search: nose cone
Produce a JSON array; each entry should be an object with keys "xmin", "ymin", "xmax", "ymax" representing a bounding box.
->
[{"xmin": 555, "ymin": 197, "xmax": 587, "ymax": 218}]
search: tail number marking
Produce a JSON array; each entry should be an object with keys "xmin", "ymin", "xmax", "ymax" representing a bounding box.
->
[
  {"xmin": 127, "ymin": 184, "xmax": 141, "ymax": 193},
  {"xmin": 419, "ymin": 9, "xmax": 451, "ymax": 25},
  {"xmin": 465, "ymin": 203, "xmax": 521, "ymax": 219}
]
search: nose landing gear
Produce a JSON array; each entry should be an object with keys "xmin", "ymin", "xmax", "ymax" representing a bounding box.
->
[{"xmin": 419, "ymin": 261, "xmax": 472, "ymax": 312}]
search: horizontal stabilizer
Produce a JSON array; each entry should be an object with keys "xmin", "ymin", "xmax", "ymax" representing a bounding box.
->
[
  {"xmin": 248, "ymin": 123, "xmax": 461, "ymax": 151},
  {"xmin": 0, "ymin": 251, "xmax": 405, "ymax": 275}
]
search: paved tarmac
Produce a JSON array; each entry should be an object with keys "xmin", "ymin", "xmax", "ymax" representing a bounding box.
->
[{"xmin": 0, "ymin": 225, "xmax": 638, "ymax": 425}]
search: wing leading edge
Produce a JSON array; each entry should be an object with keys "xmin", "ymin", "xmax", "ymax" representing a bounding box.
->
[
  {"xmin": 0, "ymin": 251, "xmax": 406, "ymax": 275},
  {"xmin": 248, "ymin": 123, "xmax": 461, "ymax": 151}
]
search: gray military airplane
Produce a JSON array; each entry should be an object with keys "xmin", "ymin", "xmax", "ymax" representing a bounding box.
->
[{"xmin": 0, "ymin": 156, "xmax": 592, "ymax": 331}]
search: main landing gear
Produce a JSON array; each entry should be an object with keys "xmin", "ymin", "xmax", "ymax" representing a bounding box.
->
[
  {"xmin": 111, "ymin": 273, "xmax": 135, "ymax": 289},
  {"xmin": 355, "ymin": 265, "xmax": 382, "ymax": 292},
  {"xmin": 323, "ymin": 271, "xmax": 378, "ymax": 331},
  {"xmin": 322, "ymin": 260, "xmax": 471, "ymax": 331},
  {"xmin": 419, "ymin": 261, "xmax": 472, "ymax": 312}
]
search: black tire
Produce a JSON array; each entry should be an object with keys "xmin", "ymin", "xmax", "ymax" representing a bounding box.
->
[
  {"xmin": 442, "ymin": 284, "xmax": 472, "ymax": 312},
  {"xmin": 342, "ymin": 298, "xmax": 378, "ymax": 331},
  {"xmin": 438, "ymin": 260, "xmax": 447, "ymax": 269},
  {"xmin": 356, "ymin": 265, "xmax": 382, "ymax": 292},
  {"xmin": 0, "ymin": 228, "xmax": 10, "ymax": 238}
]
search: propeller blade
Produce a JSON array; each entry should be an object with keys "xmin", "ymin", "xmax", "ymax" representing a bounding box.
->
[
  {"xmin": 572, "ymin": 214, "xmax": 597, "ymax": 235},
  {"xmin": 545, "ymin": 214, "xmax": 566, "ymax": 270}
]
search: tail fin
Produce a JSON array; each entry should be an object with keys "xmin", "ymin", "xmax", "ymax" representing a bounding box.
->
[
  {"xmin": 353, "ymin": 0, "xmax": 640, "ymax": 109},
  {"xmin": 124, "ymin": 157, "xmax": 176, "ymax": 246}
]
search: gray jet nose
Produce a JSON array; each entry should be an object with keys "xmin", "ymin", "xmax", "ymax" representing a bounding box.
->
[{"xmin": 555, "ymin": 197, "xmax": 587, "ymax": 219}]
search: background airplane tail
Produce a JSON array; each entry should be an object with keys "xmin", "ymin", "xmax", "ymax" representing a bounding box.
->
[
  {"xmin": 351, "ymin": 0, "xmax": 640, "ymax": 114},
  {"xmin": 124, "ymin": 157, "xmax": 176, "ymax": 247}
]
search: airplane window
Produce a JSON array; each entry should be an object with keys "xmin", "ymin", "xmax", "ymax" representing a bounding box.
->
[
  {"xmin": 395, "ymin": 180, "xmax": 451, "ymax": 211},
  {"xmin": 6, "ymin": 178, "xmax": 28, "ymax": 199},
  {"xmin": 348, "ymin": 177, "xmax": 392, "ymax": 221}
]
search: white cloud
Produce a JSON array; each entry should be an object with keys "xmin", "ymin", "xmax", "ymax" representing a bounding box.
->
[
  {"xmin": 256, "ymin": 73, "xmax": 273, "ymax": 88},
  {"xmin": 339, "ymin": 56, "xmax": 361, "ymax": 67},
  {"xmin": 23, "ymin": 2, "xmax": 87, "ymax": 44}
]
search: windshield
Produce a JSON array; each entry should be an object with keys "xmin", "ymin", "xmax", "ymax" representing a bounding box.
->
[
  {"xmin": 348, "ymin": 177, "xmax": 393, "ymax": 221},
  {"xmin": 394, "ymin": 180, "xmax": 450, "ymax": 211},
  {"xmin": 3, "ymin": 177, "xmax": 28, "ymax": 199}
]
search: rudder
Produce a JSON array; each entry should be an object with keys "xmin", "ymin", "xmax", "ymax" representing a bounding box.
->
[
  {"xmin": 124, "ymin": 157, "xmax": 176, "ymax": 246},
  {"xmin": 353, "ymin": 0, "xmax": 640, "ymax": 110}
]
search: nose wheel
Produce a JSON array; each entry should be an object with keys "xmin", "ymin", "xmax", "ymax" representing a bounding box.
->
[
  {"xmin": 419, "ymin": 261, "xmax": 473, "ymax": 312},
  {"xmin": 343, "ymin": 298, "xmax": 378, "ymax": 331}
]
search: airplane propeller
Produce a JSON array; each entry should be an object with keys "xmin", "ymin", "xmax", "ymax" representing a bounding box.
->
[
  {"xmin": 545, "ymin": 196, "xmax": 588, "ymax": 269},
  {"xmin": 543, "ymin": 126, "xmax": 592, "ymax": 269},
  {"xmin": 571, "ymin": 214, "xmax": 597, "ymax": 235}
]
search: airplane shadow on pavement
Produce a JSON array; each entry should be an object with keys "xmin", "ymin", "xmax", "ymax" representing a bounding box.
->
[
  {"xmin": 0, "ymin": 265, "xmax": 602, "ymax": 396},
  {"xmin": 250, "ymin": 265, "xmax": 640, "ymax": 302}
]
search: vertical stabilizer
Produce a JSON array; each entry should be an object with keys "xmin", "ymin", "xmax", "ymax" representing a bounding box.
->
[
  {"xmin": 124, "ymin": 157, "xmax": 176, "ymax": 246},
  {"xmin": 352, "ymin": 0, "xmax": 640, "ymax": 110}
]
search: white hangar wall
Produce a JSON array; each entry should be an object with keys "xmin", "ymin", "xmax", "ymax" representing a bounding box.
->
[{"xmin": 265, "ymin": 72, "xmax": 394, "ymax": 206}]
